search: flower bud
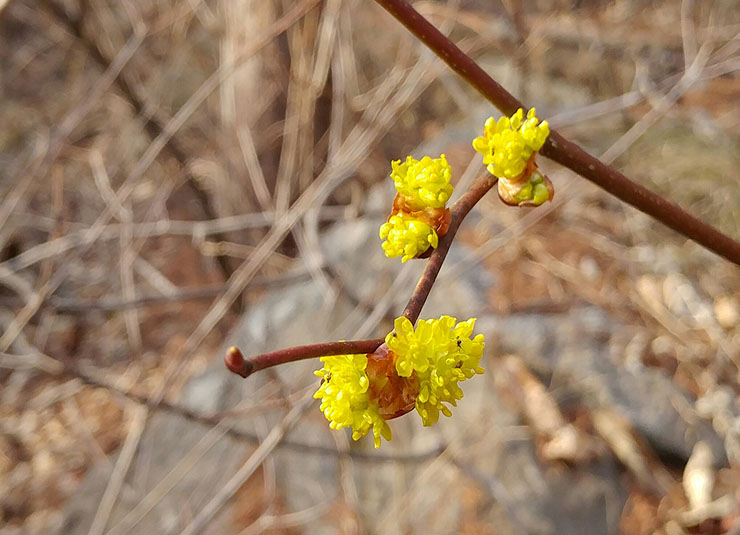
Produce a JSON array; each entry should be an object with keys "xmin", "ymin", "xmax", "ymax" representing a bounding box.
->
[{"xmin": 474, "ymin": 108, "xmax": 553, "ymax": 207}]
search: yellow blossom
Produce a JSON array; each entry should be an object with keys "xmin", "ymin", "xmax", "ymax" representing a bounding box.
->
[
  {"xmin": 315, "ymin": 316, "xmax": 485, "ymax": 446},
  {"xmin": 385, "ymin": 316, "xmax": 485, "ymax": 426},
  {"xmin": 314, "ymin": 354, "xmax": 392, "ymax": 448},
  {"xmin": 391, "ymin": 154, "xmax": 453, "ymax": 210},
  {"xmin": 473, "ymin": 108, "xmax": 549, "ymax": 180},
  {"xmin": 379, "ymin": 213, "xmax": 439, "ymax": 263}
]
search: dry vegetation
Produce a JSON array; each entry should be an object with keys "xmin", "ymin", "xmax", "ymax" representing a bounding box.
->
[{"xmin": 0, "ymin": 0, "xmax": 739, "ymax": 533}]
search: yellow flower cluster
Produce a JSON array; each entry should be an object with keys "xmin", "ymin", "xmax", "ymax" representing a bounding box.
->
[
  {"xmin": 379, "ymin": 214, "xmax": 439, "ymax": 263},
  {"xmin": 380, "ymin": 155, "xmax": 453, "ymax": 262},
  {"xmin": 391, "ymin": 155, "xmax": 453, "ymax": 210},
  {"xmin": 313, "ymin": 316, "xmax": 485, "ymax": 447},
  {"xmin": 314, "ymin": 354, "xmax": 392, "ymax": 448},
  {"xmin": 473, "ymin": 108, "xmax": 549, "ymax": 180},
  {"xmin": 386, "ymin": 316, "xmax": 485, "ymax": 426}
]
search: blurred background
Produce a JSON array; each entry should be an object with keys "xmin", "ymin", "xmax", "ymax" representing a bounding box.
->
[{"xmin": 1, "ymin": 0, "xmax": 739, "ymax": 533}]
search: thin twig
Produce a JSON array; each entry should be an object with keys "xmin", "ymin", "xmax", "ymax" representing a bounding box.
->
[
  {"xmin": 223, "ymin": 174, "xmax": 497, "ymax": 376},
  {"xmin": 403, "ymin": 174, "xmax": 498, "ymax": 323},
  {"xmin": 45, "ymin": 0, "xmax": 236, "ymax": 282},
  {"xmin": 1, "ymin": 207, "xmax": 357, "ymax": 274},
  {"xmin": 373, "ymin": 0, "xmax": 740, "ymax": 266},
  {"xmin": 87, "ymin": 404, "xmax": 147, "ymax": 535},
  {"xmin": 238, "ymin": 499, "xmax": 335, "ymax": 535},
  {"xmin": 0, "ymin": 270, "xmax": 312, "ymax": 313},
  {"xmin": 0, "ymin": 0, "xmax": 321, "ymax": 361},
  {"xmin": 48, "ymin": 361, "xmax": 442, "ymax": 463},
  {"xmin": 176, "ymin": 396, "xmax": 311, "ymax": 535},
  {"xmin": 225, "ymin": 339, "xmax": 385, "ymax": 378},
  {"xmin": 154, "ymin": 18, "xmax": 455, "ymax": 403},
  {"xmin": 0, "ymin": 21, "xmax": 146, "ymax": 354}
]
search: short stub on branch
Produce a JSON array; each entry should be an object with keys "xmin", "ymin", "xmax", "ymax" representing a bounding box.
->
[{"xmin": 225, "ymin": 346, "xmax": 253, "ymax": 378}]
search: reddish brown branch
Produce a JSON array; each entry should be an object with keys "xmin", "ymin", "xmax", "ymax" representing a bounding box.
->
[
  {"xmin": 403, "ymin": 175, "xmax": 498, "ymax": 323},
  {"xmin": 225, "ymin": 338, "xmax": 385, "ymax": 378},
  {"xmin": 374, "ymin": 0, "xmax": 740, "ymax": 266},
  {"xmin": 227, "ymin": 0, "xmax": 740, "ymax": 382},
  {"xmin": 226, "ymin": 176, "xmax": 496, "ymax": 379}
]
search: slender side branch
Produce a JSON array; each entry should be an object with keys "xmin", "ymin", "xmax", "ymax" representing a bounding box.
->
[
  {"xmin": 374, "ymin": 0, "xmax": 740, "ymax": 266},
  {"xmin": 226, "ymin": 175, "xmax": 496, "ymax": 379},
  {"xmin": 225, "ymin": 338, "xmax": 385, "ymax": 378},
  {"xmin": 403, "ymin": 175, "xmax": 497, "ymax": 323}
]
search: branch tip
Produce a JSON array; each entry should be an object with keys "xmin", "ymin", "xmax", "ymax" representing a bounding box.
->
[
  {"xmin": 224, "ymin": 339, "xmax": 385, "ymax": 378},
  {"xmin": 225, "ymin": 346, "xmax": 252, "ymax": 378}
]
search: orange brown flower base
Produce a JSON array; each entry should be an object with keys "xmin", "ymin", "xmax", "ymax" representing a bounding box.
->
[
  {"xmin": 366, "ymin": 345, "xmax": 419, "ymax": 420},
  {"xmin": 391, "ymin": 193, "xmax": 452, "ymax": 238}
]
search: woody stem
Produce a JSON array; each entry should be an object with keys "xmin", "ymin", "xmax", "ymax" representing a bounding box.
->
[
  {"xmin": 403, "ymin": 174, "xmax": 498, "ymax": 323},
  {"xmin": 227, "ymin": 173, "xmax": 497, "ymax": 379},
  {"xmin": 374, "ymin": 0, "xmax": 740, "ymax": 266},
  {"xmin": 225, "ymin": 338, "xmax": 385, "ymax": 378}
]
